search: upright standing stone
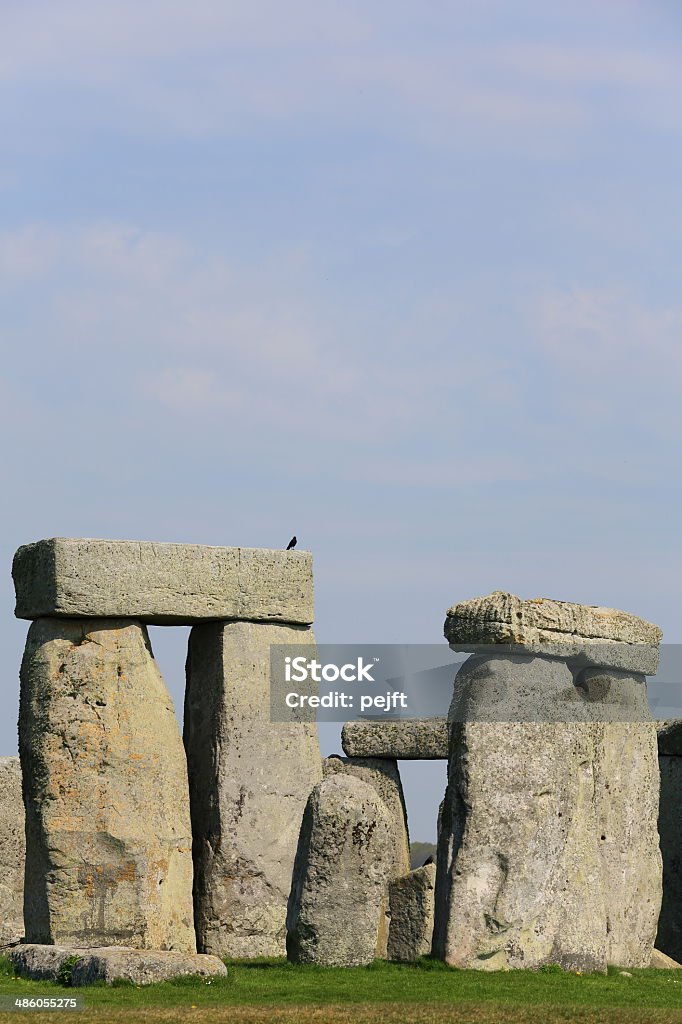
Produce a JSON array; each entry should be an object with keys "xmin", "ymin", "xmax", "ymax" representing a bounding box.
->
[
  {"xmin": 434, "ymin": 594, "xmax": 662, "ymax": 971},
  {"xmin": 184, "ymin": 620, "xmax": 322, "ymax": 958},
  {"xmin": 323, "ymin": 755, "xmax": 410, "ymax": 957},
  {"xmin": 387, "ymin": 863, "xmax": 436, "ymax": 962},
  {"xmin": 0, "ymin": 757, "xmax": 25, "ymax": 946},
  {"xmin": 322, "ymin": 757, "xmax": 410, "ymax": 878},
  {"xmin": 19, "ymin": 619, "xmax": 195, "ymax": 951},
  {"xmin": 287, "ymin": 775, "xmax": 393, "ymax": 966}
]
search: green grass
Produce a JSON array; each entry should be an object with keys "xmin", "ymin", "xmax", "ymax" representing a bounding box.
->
[{"xmin": 1, "ymin": 956, "xmax": 682, "ymax": 1023}]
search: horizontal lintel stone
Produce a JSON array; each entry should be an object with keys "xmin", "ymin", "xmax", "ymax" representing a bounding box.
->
[
  {"xmin": 444, "ymin": 591, "xmax": 661, "ymax": 674},
  {"xmin": 13, "ymin": 538, "xmax": 313, "ymax": 625},
  {"xmin": 341, "ymin": 719, "xmax": 448, "ymax": 760}
]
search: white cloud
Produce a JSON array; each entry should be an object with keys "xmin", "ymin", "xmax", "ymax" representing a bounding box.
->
[{"xmin": 2, "ymin": 1, "xmax": 679, "ymax": 148}]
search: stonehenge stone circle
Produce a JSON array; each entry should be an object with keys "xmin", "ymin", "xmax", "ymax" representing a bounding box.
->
[
  {"xmin": 657, "ymin": 721, "xmax": 682, "ymax": 962},
  {"xmin": 286, "ymin": 775, "xmax": 393, "ymax": 966},
  {"xmin": 19, "ymin": 618, "xmax": 196, "ymax": 951},
  {"xmin": 387, "ymin": 862, "xmax": 436, "ymax": 962},
  {"xmin": 13, "ymin": 538, "xmax": 313, "ymax": 625},
  {"xmin": 0, "ymin": 756, "xmax": 25, "ymax": 946},
  {"xmin": 342, "ymin": 718, "xmax": 449, "ymax": 759},
  {"xmin": 435, "ymin": 593, "xmax": 662, "ymax": 971},
  {"xmin": 7, "ymin": 540, "xmax": 679, "ymax": 979},
  {"xmin": 184, "ymin": 620, "xmax": 322, "ymax": 958}
]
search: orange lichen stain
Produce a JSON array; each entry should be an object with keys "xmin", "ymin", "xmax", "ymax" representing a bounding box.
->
[{"xmin": 77, "ymin": 860, "xmax": 138, "ymax": 898}]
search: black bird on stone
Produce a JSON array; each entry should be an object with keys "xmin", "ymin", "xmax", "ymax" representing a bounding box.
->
[{"xmin": 286, "ymin": 536, "xmax": 297, "ymax": 550}]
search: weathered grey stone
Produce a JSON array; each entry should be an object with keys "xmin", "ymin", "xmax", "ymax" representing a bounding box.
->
[
  {"xmin": 387, "ymin": 863, "xmax": 436, "ymax": 962},
  {"xmin": 657, "ymin": 721, "xmax": 682, "ymax": 757},
  {"xmin": 19, "ymin": 618, "xmax": 195, "ymax": 951},
  {"xmin": 342, "ymin": 719, "xmax": 449, "ymax": 759},
  {"xmin": 657, "ymin": 755, "xmax": 682, "ymax": 963},
  {"xmin": 184, "ymin": 620, "xmax": 322, "ymax": 959},
  {"xmin": 445, "ymin": 591, "xmax": 661, "ymax": 673},
  {"xmin": 323, "ymin": 756, "xmax": 409, "ymax": 957},
  {"xmin": 9, "ymin": 945, "xmax": 227, "ymax": 985},
  {"xmin": 594, "ymin": 719, "xmax": 662, "ymax": 966},
  {"xmin": 322, "ymin": 757, "xmax": 410, "ymax": 878},
  {"xmin": 434, "ymin": 654, "xmax": 661, "ymax": 970},
  {"xmin": 0, "ymin": 757, "xmax": 24, "ymax": 946},
  {"xmin": 286, "ymin": 775, "xmax": 393, "ymax": 966},
  {"xmin": 13, "ymin": 538, "xmax": 313, "ymax": 625}
]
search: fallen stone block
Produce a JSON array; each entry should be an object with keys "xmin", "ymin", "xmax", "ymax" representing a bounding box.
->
[
  {"xmin": 185, "ymin": 620, "xmax": 322, "ymax": 958},
  {"xmin": 388, "ymin": 863, "xmax": 436, "ymax": 961},
  {"xmin": 9, "ymin": 945, "xmax": 227, "ymax": 985},
  {"xmin": 650, "ymin": 948, "xmax": 682, "ymax": 969},
  {"xmin": 445, "ymin": 591, "xmax": 661, "ymax": 673},
  {"xmin": 286, "ymin": 775, "xmax": 393, "ymax": 966},
  {"xmin": 13, "ymin": 538, "xmax": 313, "ymax": 625},
  {"xmin": 19, "ymin": 618, "xmax": 195, "ymax": 951},
  {"xmin": 341, "ymin": 719, "xmax": 448, "ymax": 759},
  {"xmin": 0, "ymin": 756, "xmax": 24, "ymax": 946}
]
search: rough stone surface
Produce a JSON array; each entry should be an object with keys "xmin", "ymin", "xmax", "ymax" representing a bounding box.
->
[
  {"xmin": 387, "ymin": 863, "xmax": 436, "ymax": 962},
  {"xmin": 433, "ymin": 654, "xmax": 661, "ymax": 971},
  {"xmin": 19, "ymin": 618, "xmax": 195, "ymax": 951},
  {"xmin": 322, "ymin": 757, "xmax": 410, "ymax": 878},
  {"xmin": 445, "ymin": 592, "xmax": 661, "ymax": 673},
  {"xmin": 10, "ymin": 945, "xmax": 227, "ymax": 985},
  {"xmin": 650, "ymin": 948, "xmax": 682, "ymax": 969},
  {"xmin": 657, "ymin": 721, "xmax": 682, "ymax": 757},
  {"xmin": 13, "ymin": 538, "xmax": 313, "ymax": 625},
  {"xmin": 286, "ymin": 775, "xmax": 393, "ymax": 966},
  {"xmin": 657, "ymin": 755, "xmax": 682, "ymax": 963},
  {"xmin": 342, "ymin": 719, "xmax": 448, "ymax": 759},
  {"xmin": 184, "ymin": 620, "xmax": 322, "ymax": 959},
  {"xmin": 323, "ymin": 756, "xmax": 409, "ymax": 957},
  {"xmin": 0, "ymin": 756, "xmax": 25, "ymax": 946}
]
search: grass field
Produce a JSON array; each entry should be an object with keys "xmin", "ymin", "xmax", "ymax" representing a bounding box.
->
[{"xmin": 1, "ymin": 956, "xmax": 682, "ymax": 1023}]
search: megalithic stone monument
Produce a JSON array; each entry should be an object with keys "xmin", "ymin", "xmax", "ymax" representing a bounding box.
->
[
  {"xmin": 433, "ymin": 591, "xmax": 663, "ymax": 971},
  {"xmin": 13, "ymin": 537, "xmax": 319, "ymax": 958},
  {"xmin": 19, "ymin": 618, "xmax": 195, "ymax": 950}
]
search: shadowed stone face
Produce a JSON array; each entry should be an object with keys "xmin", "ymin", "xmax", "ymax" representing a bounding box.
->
[
  {"xmin": 19, "ymin": 619, "xmax": 195, "ymax": 952},
  {"xmin": 434, "ymin": 650, "xmax": 661, "ymax": 971},
  {"xmin": 657, "ymin": 754, "xmax": 682, "ymax": 963},
  {"xmin": 387, "ymin": 862, "xmax": 436, "ymax": 962}
]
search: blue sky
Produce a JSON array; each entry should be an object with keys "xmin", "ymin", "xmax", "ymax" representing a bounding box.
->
[{"xmin": 2, "ymin": 0, "xmax": 681, "ymax": 838}]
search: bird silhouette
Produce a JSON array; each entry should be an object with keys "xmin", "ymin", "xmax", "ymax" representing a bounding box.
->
[{"xmin": 286, "ymin": 536, "xmax": 297, "ymax": 550}]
